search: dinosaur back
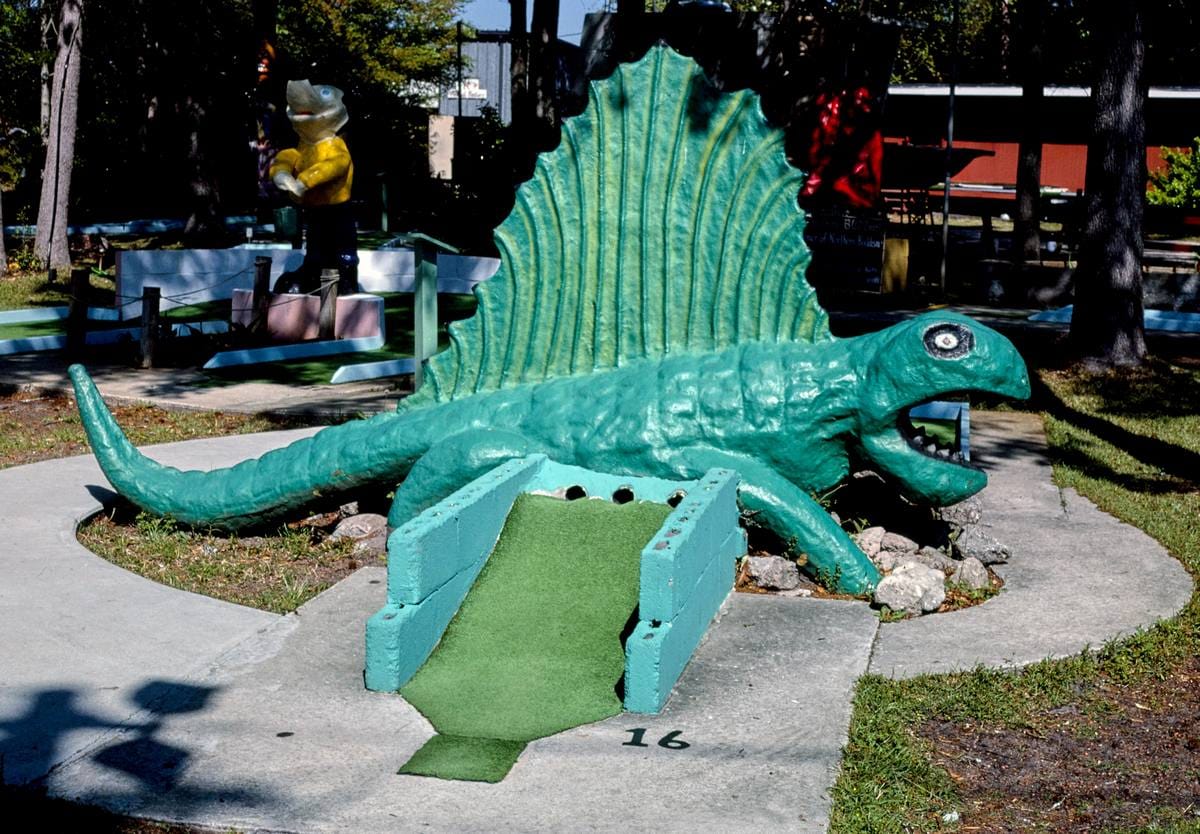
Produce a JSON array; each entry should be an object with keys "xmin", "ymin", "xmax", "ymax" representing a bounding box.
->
[{"xmin": 416, "ymin": 45, "xmax": 828, "ymax": 404}]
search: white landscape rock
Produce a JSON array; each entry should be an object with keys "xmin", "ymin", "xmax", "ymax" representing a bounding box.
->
[
  {"xmin": 854, "ymin": 526, "xmax": 886, "ymax": 559},
  {"xmin": 880, "ymin": 531, "xmax": 919, "ymax": 555},
  {"xmin": 956, "ymin": 525, "xmax": 1011, "ymax": 565},
  {"xmin": 874, "ymin": 561, "xmax": 946, "ymax": 615},
  {"xmin": 911, "ymin": 545, "xmax": 959, "ymax": 572},
  {"xmin": 745, "ymin": 555, "xmax": 801, "ymax": 591},
  {"xmin": 940, "ymin": 497, "xmax": 983, "ymax": 530},
  {"xmin": 329, "ymin": 513, "xmax": 388, "ymax": 555},
  {"xmin": 950, "ymin": 556, "xmax": 991, "ymax": 591}
]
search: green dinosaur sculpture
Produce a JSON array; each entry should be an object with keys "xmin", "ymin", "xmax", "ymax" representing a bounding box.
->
[{"xmin": 69, "ymin": 46, "xmax": 1029, "ymax": 595}]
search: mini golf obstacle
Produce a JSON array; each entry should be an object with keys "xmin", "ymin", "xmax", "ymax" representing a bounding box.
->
[{"xmin": 365, "ymin": 456, "xmax": 745, "ymax": 782}]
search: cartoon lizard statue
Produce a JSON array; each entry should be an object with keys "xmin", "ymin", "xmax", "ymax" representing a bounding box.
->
[
  {"xmin": 69, "ymin": 47, "xmax": 1029, "ymax": 596},
  {"xmin": 269, "ymin": 79, "xmax": 358, "ymax": 295}
]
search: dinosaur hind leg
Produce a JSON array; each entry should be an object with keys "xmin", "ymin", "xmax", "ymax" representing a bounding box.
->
[
  {"xmin": 666, "ymin": 446, "xmax": 881, "ymax": 596},
  {"xmin": 387, "ymin": 429, "xmax": 546, "ymax": 528}
]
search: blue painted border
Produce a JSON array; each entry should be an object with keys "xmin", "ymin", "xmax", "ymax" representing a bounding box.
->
[
  {"xmin": 202, "ymin": 334, "xmax": 385, "ymax": 369},
  {"xmin": 0, "ymin": 320, "xmax": 228, "ymax": 356},
  {"xmin": 908, "ymin": 400, "xmax": 971, "ymax": 460},
  {"xmin": 1030, "ymin": 305, "xmax": 1200, "ymax": 334}
]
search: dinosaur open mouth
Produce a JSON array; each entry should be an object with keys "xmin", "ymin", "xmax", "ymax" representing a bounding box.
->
[{"xmin": 897, "ymin": 398, "xmax": 979, "ymax": 470}]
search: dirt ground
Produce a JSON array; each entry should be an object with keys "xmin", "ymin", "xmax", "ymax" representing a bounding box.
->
[
  {"xmin": 0, "ymin": 389, "xmax": 300, "ymax": 470},
  {"xmin": 922, "ymin": 658, "xmax": 1200, "ymax": 832}
]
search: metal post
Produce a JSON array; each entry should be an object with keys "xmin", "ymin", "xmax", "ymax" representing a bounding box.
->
[
  {"xmin": 456, "ymin": 20, "xmax": 464, "ymax": 119},
  {"xmin": 412, "ymin": 243, "xmax": 439, "ymax": 391},
  {"xmin": 939, "ymin": 0, "xmax": 960, "ymax": 294},
  {"xmin": 380, "ymin": 180, "xmax": 389, "ymax": 233},
  {"xmin": 252, "ymin": 256, "xmax": 271, "ymax": 334},
  {"xmin": 319, "ymin": 269, "xmax": 339, "ymax": 341},
  {"xmin": 66, "ymin": 267, "xmax": 88, "ymax": 357},
  {"xmin": 140, "ymin": 285, "xmax": 160, "ymax": 369}
]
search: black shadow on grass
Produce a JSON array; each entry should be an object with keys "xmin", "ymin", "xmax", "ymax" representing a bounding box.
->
[{"xmin": 1033, "ymin": 374, "xmax": 1200, "ymax": 490}]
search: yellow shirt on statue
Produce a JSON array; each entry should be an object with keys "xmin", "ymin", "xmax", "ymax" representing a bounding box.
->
[{"xmin": 269, "ymin": 136, "xmax": 353, "ymax": 207}]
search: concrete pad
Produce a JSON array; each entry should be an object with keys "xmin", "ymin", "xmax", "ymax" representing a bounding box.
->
[
  {"xmin": 48, "ymin": 587, "xmax": 879, "ymax": 833},
  {"xmin": 868, "ymin": 411, "xmax": 1194, "ymax": 679},
  {"xmin": 0, "ymin": 429, "xmax": 318, "ymax": 785}
]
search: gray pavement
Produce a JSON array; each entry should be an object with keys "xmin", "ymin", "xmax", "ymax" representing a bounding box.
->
[
  {"xmin": 0, "ymin": 410, "xmax": 1192, "ymax": 831},
  {"xmin": 868, "ymin": 412, "xmax": 1194, "ymax": 678},
  {"xmin": 0, "ymin": 350, "xmax": 402, "ymax": 418}
]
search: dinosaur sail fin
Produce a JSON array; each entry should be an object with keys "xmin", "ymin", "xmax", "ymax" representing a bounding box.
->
[{"xmin": 411, "ymin": 45, "xmax": 828, "ymax": 405}]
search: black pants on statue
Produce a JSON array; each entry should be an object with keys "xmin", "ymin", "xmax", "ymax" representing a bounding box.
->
[{"xmin": 274, "ymin": 202, "xmax": 359, "ymax": 295}]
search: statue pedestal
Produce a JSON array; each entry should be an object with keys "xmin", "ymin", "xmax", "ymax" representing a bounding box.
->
[{"xmin": 230, "ymin": 289, "xmax": 383, "ymax": 341}]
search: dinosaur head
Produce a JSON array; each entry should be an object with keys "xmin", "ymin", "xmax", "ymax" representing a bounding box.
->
[
  {"xmin": 285, "ymin": 79, "xmax": 348, "ymax": 143},
  {"xmin": 855, "ymin": 312, "xmax": 1030, "ymax": 505}
]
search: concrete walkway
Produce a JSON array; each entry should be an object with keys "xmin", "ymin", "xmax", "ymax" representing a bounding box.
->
[
  {"xmin": 0, "ymin": 413, "xmax": 1192, "ymax": 832},
  {"xmin": 0, "ymin": 351, "xmax": 402, "ymax": 419}
]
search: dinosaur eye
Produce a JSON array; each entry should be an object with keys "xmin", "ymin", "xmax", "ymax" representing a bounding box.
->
[{"xmin": 923, "ymin": 323, "xmax": 973, "ymax": 359}]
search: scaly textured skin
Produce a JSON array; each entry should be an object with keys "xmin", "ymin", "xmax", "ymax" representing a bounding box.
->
[{"xmin": 69, "ymin": 311, "xmax": 1028, "ymax": 595}]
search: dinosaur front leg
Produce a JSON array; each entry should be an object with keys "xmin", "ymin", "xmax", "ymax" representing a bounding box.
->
[
  {"xmin": 666, "ymin": 448, "xmax": 880, "ymax": 595},
  {"xmin": 387, "ymin": 429, "xmax": 545, "ymax": 527}
]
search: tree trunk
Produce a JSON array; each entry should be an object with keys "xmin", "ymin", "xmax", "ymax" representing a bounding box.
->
[
  {"xmin": 1069, "ymin": 0, "xmax": 1147, "ymax": 367},
  {"xmin": 39, "ymin": 1, "xmax": 54, "ymax": 143},
  {"xmin": 181, "ymin": 95, "xmax": 225, "ymax": 245},
  {"xmin": 510, "ymin": 0, "xmax": 529, "ymax": 120},
  {"xmin": 35, "ymin": 0, "xmax": 83, "ymax": 271},
  {"xmin": 508, "ymin": 0, "xmax": 532, "ymax": 180},
  {"xmin": 1011, "ymin": 0, "xmax": 1043, "ymax": 265},
  {"xmin": 529, "ymin": 0, "xmax": 559, "ymax": 140},
  {"xmin": 0, "ymin": 183, "xmax": 7, "ymax": 276}
]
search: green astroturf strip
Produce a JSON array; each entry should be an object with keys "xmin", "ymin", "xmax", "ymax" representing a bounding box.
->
[
  {"xmin": 398, "ymin": 735, "xmax": 526, "ymax": 783},
  {"xmin": 399, "ymin": 493, "xmax": 671, "ymax": 782}
]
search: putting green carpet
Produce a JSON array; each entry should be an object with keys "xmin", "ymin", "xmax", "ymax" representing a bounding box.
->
[{"xmin": 399, "ymin": 493, "xmax": 671, "ymax": 782}]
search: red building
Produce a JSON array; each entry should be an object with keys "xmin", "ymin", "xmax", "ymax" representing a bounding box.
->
[{"xmin": 882, "ymin": 84, "xmax": 1200, "ymax": 194}]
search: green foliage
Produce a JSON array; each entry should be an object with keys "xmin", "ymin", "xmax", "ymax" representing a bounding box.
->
[
  {"xmin": 0, "ymin": 0, "xmax": 463, "ymax": 222},
  {"xmin": 1148, "ymin": 138, "xmax": 1200, "ymax": 209},
  {"xmin": 277, "ymin": 0, "xmax": 462, "ymax": 99},
  {"xmin": 0, "ymin": 0, "xmax": 43, "ymax": 195}
]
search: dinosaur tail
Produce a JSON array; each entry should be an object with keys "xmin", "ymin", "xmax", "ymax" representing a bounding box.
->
[{"xmin": 69, "ymin": 364, "xmax": 423, "ymax": 530}]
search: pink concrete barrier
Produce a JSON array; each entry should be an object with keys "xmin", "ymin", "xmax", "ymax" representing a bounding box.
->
[{"xmin": 231, "ymin": 290, "xmax": 384, "ymax": 340}]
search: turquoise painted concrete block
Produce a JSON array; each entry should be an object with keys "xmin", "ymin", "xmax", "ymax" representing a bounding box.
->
[
  {"xmin": 386, "ymin": 513, "xmax": 460, "ymax": 605},
  {"xmin": 526, "ymin": 460, "xmax": 695, "ymax": 505},
  {"xmin": 638, "ymin": 470, "xmax": 740, "ymax": 623},
  {"xmin": 364, "ymin": 549, "xmax": 490, "ymax": 691},
  {"xmin": 364, "ymin": 455, "xmax": 743, "ymax": 713},
  {"xmin": 454, "ymin": 456, "xmax": 545, "ymax": 568},
  {"xmin": 624, "ymin": 527, "xmax": 742, "ymax": 713},
  {"xmin": 386, "ymin": 456, "xmax": 541, "ymax": 604}
]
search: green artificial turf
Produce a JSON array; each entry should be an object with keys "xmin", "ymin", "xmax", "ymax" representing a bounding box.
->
[{"xmin": 399, "ymin": 493, "xmax": 671, "ymax": 782}]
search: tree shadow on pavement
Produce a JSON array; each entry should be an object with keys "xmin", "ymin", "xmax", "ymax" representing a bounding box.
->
[{"xmin": 1, "ymin": 679, "xmax": 277, "ymax": 828}]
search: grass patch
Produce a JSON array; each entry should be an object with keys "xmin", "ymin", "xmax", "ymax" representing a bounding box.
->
[
  {"xmin": 0, "ymin": 391, "xmax": 311, "ymax": 470},
  {"xmin": 0, "ymin": 392, "xmax": 365, "ymax": 615},
  {"xmin": 830, "ymin": 360, "xmax": 1200, "ymax": 833},
  {"xmin": 78, "ymin": 509, "xmax": 370, "ymax": 613},
  {"xmin": 0, "ymin": 269, "xmax": 115, "ymax": 310}
]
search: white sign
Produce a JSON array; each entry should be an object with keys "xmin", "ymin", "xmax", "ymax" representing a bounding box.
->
[{"xmin": 445, "ymin": 78, "xmax": 488, "ymax": 100}]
